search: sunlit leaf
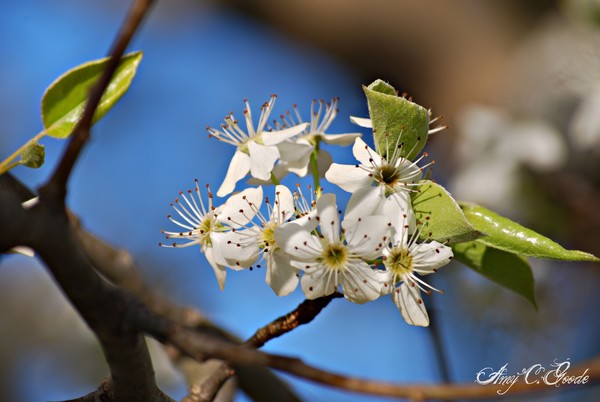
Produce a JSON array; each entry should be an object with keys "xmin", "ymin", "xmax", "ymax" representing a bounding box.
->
[
  {"xmin": 19, "ymin": 142, "xmax": 45, "ymax": 168},
  {"xmin": 411, "ymin": 181, "xmax": 482, "ymax": 244},
  {"xmin": 41, "ymin": 51, "xmax": 143, "ymax": 139},
  {"xmin": 460, "ymin": 202, "xmax": 599, "ymax": 262},
  {"xmin": 452, "ymin": 240, "xmax": 537, "ymax": 308},
  {"xmin": 363, "ymin": 79, "xmax": 429, "ymax": 161}
]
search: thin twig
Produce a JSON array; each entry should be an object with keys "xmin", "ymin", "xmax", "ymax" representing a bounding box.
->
[
  {"xmin": 193, "ymin": 292, "xmax": 343, "ymax": 398},
  {"xmin": 245, "ymin": 292, "xmax": 343, "ymax": 348},
  {"xmin": 39, "ymin": 0, "xmax": 154, "ymax": 204}
]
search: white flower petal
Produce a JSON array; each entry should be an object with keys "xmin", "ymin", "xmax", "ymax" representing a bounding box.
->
[
  {"xmin": 411, "ymin": 241, "xmax": 453, "ymax": 274},
  {"xmin": 344, "ymin": 215, "xmax": 391, "ymax": 259},
  {"xmin": 350, "ymin": 116, "xmax": 372, "ymax": 128},
  {"xmin": 219, "ymin": 230, "xmax": 260, "ymax": 269},
  {"xmin": 246, "ymin": 164, "xmax": 288, "ymax": 185},
  {"xmin": 207, "ymin": 232, "xmax": 229, "ymax": 266},
  {"xmin": 22, "ymin": 197, "xmax": 39, "ymax": 209},
  {"xmin": 316, "ymin": 193, "xmax": 339, "ymax": 243},
  {"xmin": 266, "ymin": 250, "xmax": 300, "ymax": 296},
  {"xmin": 377, "ymin": 269, "xmax": 393, "ymax": 295},
  {"xmin": 343, "ymin": 186, "xmax": 385, "ymax": 225},
  {"xmin": 301, "ymin": 264, "xmax": 338, "ymax": 299},
  {"xmin": 324, "ymin": 163, "xmax": 372, "ymax": 193},
  {"xmin": 341, "ymin": 261, "xmax": 382, "ymax": 304},
  {"xmin": 353, "ymin": 137, "xmax": 382, "ymax": 166},
  {"xmin": 275, "ymin": 222, "xmax": 322, "ymax": 260},
  {"xmin": 217, "ymin": 186, "xmax": 263, "ymax": 228},
  {"xmin": 393, "ymin": 283, "xmax": 429, "ymax": 326},
  {"xmin": 248, "ymin": 141, "xmax": 280, "ymax": 180},
  {"xmin": 262, "ymin": 123, "xmax": 309, "ymax": 145},
  {"xmin": 8, "ymin": 246, "xmax": 35, "ymax": 257},
  {"xmin": 204, "ymin": 247, "xmax": 227, "ymax": 291},
  {"xmin": 217, "ymin": 150, "xmax": 251, "ymax": 197},
  {"xmin": 316, "ymin": 149, "xmax": 333, "ymax": 178},
  {"xmin": 277, "ymin": 141, "xmax": 313, "ymax": 164},
  {"xmin": 321, "ymin": 133, "xmax": 362, "ymax": 145},
  {"xmin": 273, "ymin": 185, "xmax": 295, "ymax": 222},
  {"xmin": 291, "ymin": 208, "xmax": 318, "ymax": 232},
  {"xmin": 382, "ymin": 191, "xmax": 414, "ymax": 236}
]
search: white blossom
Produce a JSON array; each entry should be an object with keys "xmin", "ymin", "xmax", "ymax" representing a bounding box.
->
[
  {"xmin": 273, "ymin": 98, "xmax": 361, "ymax": 178},
  {"xmin": 207, "ymin": 96, "xmax": 308, "ymax": 196},
  {"xmin": 219, "ymin": 185, "xmax": 301, "ymax": 296},
  {"xmin": 379, "ymin": 213, "xmax": 453, "ymax": 326},
  {"xmin": 160, "ymin": 181, "xmax": 263, "ymax": 290},
  {"xmin": 275, "ymin": 193, "xmax": 391, "ymax": 303},
  {"xmin": 325, "ymin": 137, "xmax": 426, "ymax": 225}
]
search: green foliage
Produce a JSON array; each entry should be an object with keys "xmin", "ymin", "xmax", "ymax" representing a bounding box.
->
[
  {"xmin": 0, "ymin": 51, "xmax": 143, "ymax": 175},
  {"xmin": 19, "ymin": 142, "xmax": 45, "ymax": 168},
  {"xmin": 460, "ymin": 203, "xmax": 599, "ymax": 262},
  {"xmin": 363, "ymin": 79, "xmax": 429, "ymax": 161},
  {"xmin": 411, "ymin": 180, "xmax": 482, "ymax": 244},
  {"xmin": 41, "ymin": 51, "xmax": 143, "ymax": 139},
  {"xmin": 452, "ymin": 241, "xmax": 537, "ymax": 308}
]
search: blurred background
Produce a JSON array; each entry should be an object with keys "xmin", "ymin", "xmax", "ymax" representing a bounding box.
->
[{"xmin": 1, "ymin": 0, "xmax": 600, "ymax": 401}]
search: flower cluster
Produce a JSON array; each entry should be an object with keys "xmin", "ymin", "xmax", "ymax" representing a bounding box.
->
[{"xmin": 162, "ymin": 94, "xmax": 453, "ymax": 326}]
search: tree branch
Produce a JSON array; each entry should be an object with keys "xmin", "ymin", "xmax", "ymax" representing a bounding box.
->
[
  {"xmin": 38, "ymin": 0, "xmax": 154, "ymax": 205},
  {"xmin": 193, "ymin": 292, "xmax": 343, "ymax": 398},
  {"xmin": 72, "ymin": 213, "xmax": 301, "ymax": 402},
  {"xmin": 245, "ymin": 292, "xmax": 342, "ymax": 348},
  {"xmin": 3, "ymin": 174, "xmax": 600, "ymax": 400}
]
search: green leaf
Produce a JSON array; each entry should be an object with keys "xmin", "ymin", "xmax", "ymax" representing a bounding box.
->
[
  {"xmin": 363, "ymin": 79, "xmax": 429, "ymax": 161},
  {"xmin": 452, "ymin": 240, "xmax": 537, "ymax": 308},
  {"xmin": 41, "ymin": 51, "xmax": 143, "ymax": 139},
  {"xmin": 19, "ymin": 142, "xmax": 45, "ymax": 168},
  {"xmin": 411, "ymin": 181, "xmax": 483, "ymax": 244},
  {"xmin": 460, "ymin": 202, "xmax": 599, "ymax": 262}
]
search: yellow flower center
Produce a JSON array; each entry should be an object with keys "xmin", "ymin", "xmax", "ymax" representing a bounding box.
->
[
  {"xmin": 261, "ymin": 222, "xmax": 277, "ymax": 248},
  {"xmin": 198, "ymin": 216, "xmax": 215, "ymax": 246},
  {"xmin": 375, "ymin": 163, "xmax": 401, "ymax": 187},
  {"xmin": 320, "ymin": 242, "xmax": 348, "ymax": 271},
  {"xmin": 386, "ymin": 247, "xmax": 413, "ymax": 276}
]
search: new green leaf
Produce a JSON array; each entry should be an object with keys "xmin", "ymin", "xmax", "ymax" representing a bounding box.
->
[
  {"xmin": 460, "ymin": 203, "xmax": 599, "ymax": 262},
  {"xmin": 41, "ymin": 51, "xmax": 143, "ymax": 139},
  {"xmin": 411, "ymin": 181, "xmax": 482, "ymax": 244},
  {"xmin": 19, "ymin": 142, "xmax": 45, "ymax": 168},
  {"xmin": 364, "ymin": 79, "xmax": 429, "ymax": 161},
  {"xmin": 452, "ymin": 240, "xmax": 537, "ymax": 308}
]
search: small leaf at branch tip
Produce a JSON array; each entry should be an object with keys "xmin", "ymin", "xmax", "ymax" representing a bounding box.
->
[
  {"xmin": 41, "ymin": 51, "xmax": 143, "ymax": 139},
  {"xmin": 363, "ymin": 79, "xmax": 429, "ymax": 161},
  {"xmin": 19, "ymin": 142, "xmax": 45, "ymax": 168}
]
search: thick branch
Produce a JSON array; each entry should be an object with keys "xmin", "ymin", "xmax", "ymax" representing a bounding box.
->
[
  {"xmin": 73, "ymin": 215, "xmax": 301, "ymax": 402},
  {"xmin": 39, "ymin": 0, "xmax": 153, "ymax": 204}
]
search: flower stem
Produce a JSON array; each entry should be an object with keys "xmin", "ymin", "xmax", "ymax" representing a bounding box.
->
[
  {"xmin": 309, "ymin": 141, "xmax": 322, "ymax": 199},
  {"xmin": 270, "ymin": 172, "xmax": 280, "ymax": 186},
  {"xmin": 0, "ymin": 130, "xmax": 47, "ymax": 174}
]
